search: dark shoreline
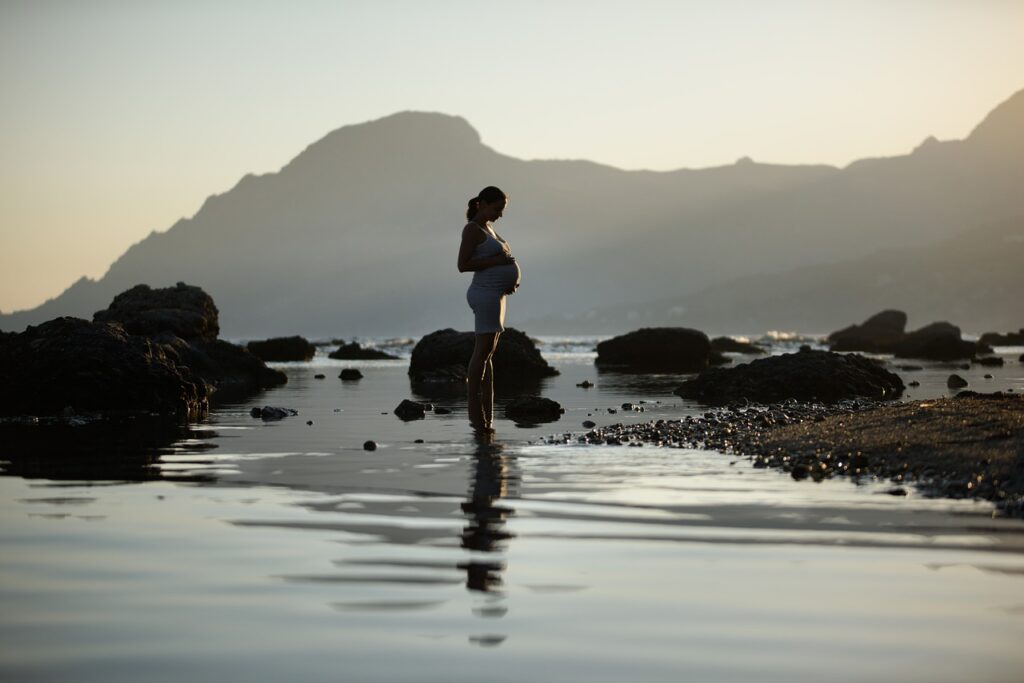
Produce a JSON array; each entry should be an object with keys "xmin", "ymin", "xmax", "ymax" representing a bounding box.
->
[{"xmin": 550, "ymin": 393, "xmax": 1024, "ymax": 515}]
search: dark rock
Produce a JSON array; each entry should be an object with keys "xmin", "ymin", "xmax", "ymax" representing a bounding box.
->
[
  {"xmin": 93, "ymin": 282, "xmax": 219, "ymax": 341},
  {"xmin": 985, "ymin": 374, "xmax": 994, "ymax": 379},
  {"xmin": 0, "ymin": 317, "xmax": 209, "ymax": 420},
  {"xmin": 827, "ymin": 310, "xmax": 907, "ymax": 353},
  {"xmin": 306, "ymin": 420, "xmax": 313, "ymax": 426},
  {"xmin": 162, "ymin": 337, "xmax": 286, "ymax": 399},
  {"xmin": 505, "ymin": 396, "xmax": 564, "ymax": 423},
  {"xmin": 979, "ymin": 329, "xmax": 1024, "ymax": 346},
  {"xmin": 251, "ymin": 406, "xmax": 298, "ymax": 421},
  {"xmin": 972, "ymin": 356, "xmax": 1005, "ymax": 367},
  {"xmin": 908, "ymin": 380, "xmax": 921, "ymax": 387},
  {"xmin": 892, "ymin": 322, "xmax": 981, "ymax": 361},
  {"xmin": 595, "ymin": 327, "xmax": 713, "ymax": 372},
  {"xmin": 408, "ymin": 328, "xmax": 558, "ymax": 386},
  {"xmin": 363, "ymin": 440, "xmax": 377, "ymax": 451},
  {"xmin": 328, "ymin": 342, "xmax": 399, "ymax": 360},
  {"xmin": 710, "ymin": 337, "xmax": 767, "ymax": 355},
  {"xmin": 886, "ymin": 487, "xmax": 909, "ymax": 496},
  {"xmin": 89, "ymin": 283, "xmax": 286, "ymax": 401},
  {"xmin": 394, "ymin": 399, "xmax": 427, "ymax": 421},
  {"xmin": 314, "ymin": 374, "xmax": 326, "ymax": 379},
  {"xmin": 576, "ymin": 380, "xmax": 594, "ymax": 388},
  {"xmin": 582, "ymin": 420, "xmax": 596, "ymax": 428},
  {"xmin": 339, "ymin": 369, "xmax": 363, "ymax": 380},
  {"xmin": 246, "ymin": 336, "xmax": 316, "ymax": 362},
  {"xmin": 622, "ymin": 402, "xmax": 635, "ymax": 411},
  {"xmin": 434, "ymin": 407, "xmax": 452, "ymax": 415},
  {"xmin": 1020, "ymin": 354, "xmax": 1024, "ymax": 363},
  {"xmin": 414, "ymin": 439, "xmax": 424, "ymax": 443},
  {"xmin": 947, "ymin": 374, "xmax": 968, "ymax": 389},
  {"xmin": 674, "ymin": 350, "xmax": 904, "ymax": 405}
]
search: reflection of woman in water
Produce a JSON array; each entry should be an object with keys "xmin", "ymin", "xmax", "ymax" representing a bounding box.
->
[
  {"xmin": 457, "ymin": 186, "xmax": 521, "ymax": 431},
  {"xmin": 461, "ymin": 432, "xmax": 516, "ymax": 593}
]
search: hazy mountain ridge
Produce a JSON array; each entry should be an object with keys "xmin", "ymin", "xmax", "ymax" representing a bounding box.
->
[
  {"xmin": 2, "ymin": 90, "xmax": 1022, "ymax": 337},
  {"xmin": 526, "ymin": 217, "xmax": 1024, "ymax": 335}
]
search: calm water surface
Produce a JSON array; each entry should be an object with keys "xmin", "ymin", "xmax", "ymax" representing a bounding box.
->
[{"xmin": 2, "ymin": 338, "xmax": 1023, "ymax": 682}]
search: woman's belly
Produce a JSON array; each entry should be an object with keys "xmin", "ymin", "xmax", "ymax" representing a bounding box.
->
[{"xmin": 472, "ymin": 262, "xmax": 521, "ymax": 292}]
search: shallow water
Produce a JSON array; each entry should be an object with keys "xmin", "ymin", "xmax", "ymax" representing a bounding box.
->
[{"xmin": 2, "ymin": 339, "xmax": 1023, "ymax": 682}]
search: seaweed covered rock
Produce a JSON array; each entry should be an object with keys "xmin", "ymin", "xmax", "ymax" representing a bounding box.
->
[
  {"xmin": 596, "ymin": 328, "xmax": 714, "ymax": 372},
  {"xmin": 674, "ymin": 349, "xmax": 904, "ymax": 405},
  {"xmin": 409, "ymin": 328, "xmax": 558, "ymax": 385},
  {"xmin": 328, "ymin": 342, "xmax": 399, "ymax": 360},
  {"xmin": 827, "ymin": 310, "xmax": 907, "ymax": 353},
  {"xmin": 246, "ymin": 336, "xmax": 316, "ymax": 362},
  {"xmin": 0, "ymin": 317, "xmax": 208, "ymax": 420},
  {"xmin": 93, "ymin": 282, "xmax": 219, "ymax": 341}
]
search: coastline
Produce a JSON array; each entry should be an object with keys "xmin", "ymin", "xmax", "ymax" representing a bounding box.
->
[{"xmin": 559, "ymin": 393, "xmax": 1024, "ymax": 514}]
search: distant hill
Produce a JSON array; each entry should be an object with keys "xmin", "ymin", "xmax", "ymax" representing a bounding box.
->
[
  {"xmin": 2, "ymin": 88, "xmax": 1023, "ymax": 338},
  {"xmin": 526, "ymin": 217, "xmax": 1024, "ymax": 336}
]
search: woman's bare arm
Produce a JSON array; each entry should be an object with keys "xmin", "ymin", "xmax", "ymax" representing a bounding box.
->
[{"xmin": 457, "ymin": 224, "xmax": 515, "ymax": 272}]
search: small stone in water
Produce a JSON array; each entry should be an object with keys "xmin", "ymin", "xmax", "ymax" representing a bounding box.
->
[
  {"xmin": 314, "ymin": 374, "xmax": 326, "ymax": 379},
  {"xmin": 363, "ymin": 440, "xmax": 377, "ymax": 451},
  {"xmin": 306, "ymin": 420, "xmax": 313, "ymax": 426},
  {"xmin": 582, "ymin": 420, "xmax": 596, "ymax": 428}
]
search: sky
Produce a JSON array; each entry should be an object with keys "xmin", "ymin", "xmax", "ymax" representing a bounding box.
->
[{"xmin": 1, "ymin": 0, "xmax": 1022, "ymax": 314}]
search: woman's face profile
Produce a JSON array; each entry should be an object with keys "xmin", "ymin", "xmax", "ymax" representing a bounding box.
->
[{"xmin": 482, "ymin": 198, "xmax": 508, "ymax": 222}]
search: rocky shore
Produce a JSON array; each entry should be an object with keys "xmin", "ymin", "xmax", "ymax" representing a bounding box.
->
[{"xmin": 549, "ymin": 393, "xmax": 1024, "ymax": 514}]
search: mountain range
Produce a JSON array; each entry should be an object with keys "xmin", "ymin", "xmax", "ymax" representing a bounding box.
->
[{"xmin": 3, "ymin": 88, "xmax": 1022, "ymax": 338}]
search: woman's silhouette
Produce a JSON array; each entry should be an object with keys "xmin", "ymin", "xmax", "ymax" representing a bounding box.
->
[{"xmin": 457, "ymin": 186, "xmax": 520, "ymax": 431}]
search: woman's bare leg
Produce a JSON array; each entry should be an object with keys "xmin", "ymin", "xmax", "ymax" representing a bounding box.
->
[
  {"xmin": 482, "ymin": 357, "xmax": 494, "ymax": 426},
  {"xmin": 467, "ymin": 333, "xmax": 498, "ymax": 429},
  {"xmin": 480, "ymin": 333, "xmax": 500, "ymax": 427}
]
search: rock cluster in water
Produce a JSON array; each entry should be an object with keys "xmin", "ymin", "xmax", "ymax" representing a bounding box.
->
[
  {"xmin": 979, "ymin": 329, "xmax": 1024, "ymax": 346},
  {"xmin": 827, "ymin": 310, "xmax": 990, "ymax": 360},
  {"xmin": 675, "ymin": 349, "xmax": 904, "ymax": 405},
  {"xmin": 0, "ymin": 283, "xmax": 285, "ymax": 422}
]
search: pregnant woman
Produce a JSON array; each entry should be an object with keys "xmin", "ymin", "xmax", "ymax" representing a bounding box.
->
[{"xmin": 457, "ymin": 186, "xmax": 521, "ymax": 431}]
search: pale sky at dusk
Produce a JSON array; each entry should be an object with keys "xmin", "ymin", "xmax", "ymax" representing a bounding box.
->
[{"xmin": 1, "ymin": 0, "xmax": 1022, "ymax": 313}]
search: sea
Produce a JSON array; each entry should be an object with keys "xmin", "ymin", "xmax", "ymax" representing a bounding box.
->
[{"xmin": 2, "ymin": 334, "xmax": 1023, "ymax": 682}]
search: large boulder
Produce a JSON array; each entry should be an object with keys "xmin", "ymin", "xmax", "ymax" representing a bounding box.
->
[
  {"xmin": 247, "ymin": 336, "xmax": 316, "ymax": 362},
  {"xmin": 892, "ymin": 322, "xmax": 982, "ymax": 361},
  {"xmin": 328, "ymin": 342, "xmax": 399, "ymax": 360},
  {"xmin": 596, "ymin": 328, "xmax": 713, "ymax": 372},
  {"xmin": 0, "ymin": 317, "xmax": 208, "ymax": 420},
  {"xmin": 93, "ymin": 283, "xmax": 286, "ymax": 396},
  {"xmin": 979, "ymin": 329, "xmax": 1024, "ymax": 346},
  {"xmin": 827, "ymin": 310, "xmax": 907, "ymax": 353},
  {"xmin": 674, "ymin": 349, "xmax": 904, "ymax": 405},
  {"xmin": 409, "ymin": 328, "xmax": 558, "ymax": 386},
  {"xmin": 93, "ymin": 282, "xmax": 219, "ymax": 341}
]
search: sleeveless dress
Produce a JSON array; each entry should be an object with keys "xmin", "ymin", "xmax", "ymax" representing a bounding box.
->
[{"xmin": 466, "ymin": 224, "xmax": 521, "ymax": 334}]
